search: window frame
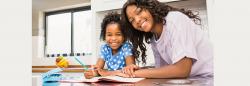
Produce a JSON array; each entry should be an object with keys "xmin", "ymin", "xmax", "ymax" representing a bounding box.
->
[{"xmin": 44, "ymin": 6, "xmax": 91, "ymax": 57}]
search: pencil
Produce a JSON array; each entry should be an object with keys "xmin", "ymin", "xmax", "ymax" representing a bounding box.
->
[{"xmin": 74, "ymin": 57, "xmax": 88, "ymax": 70}]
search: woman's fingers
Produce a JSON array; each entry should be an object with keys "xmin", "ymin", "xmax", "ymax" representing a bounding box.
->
[
  {"xmin": 116, "ymin": 72, "xmax": 130, "ymax": 78},
  {"xmin": 129, "ymin": 67, "xmax": 135, "ymax": 77},
  {"xmin": 134, "ymin": 65, "xmax": 139, "ymax": 69},
  {"xmin": 122, "ymin": 65, "xmax": 138, "ymax": 77},
  {"xmin": 126, "ymin": 67, "xmax": 133, "ymax": 77}
]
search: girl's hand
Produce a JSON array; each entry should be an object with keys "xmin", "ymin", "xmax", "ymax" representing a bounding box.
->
[
  {"xmin": 97, "ymin": 69, "xmax": 113, "ymax": 76},
  {"xmin": 84, "ymin": 69, "xmax": 98, "ymax": 79},
  {"xmin": 122, "ymin": 64, "xmax": 139, "ymax": 77},
  {"xmin": 84, "ymin": 65, "xmax": 99, "ymax": 79}
]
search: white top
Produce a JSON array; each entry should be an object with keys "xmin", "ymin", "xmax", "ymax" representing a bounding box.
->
[{"xmin": 151, "ymin": 11, "xmax": 213, "ymax": 78}]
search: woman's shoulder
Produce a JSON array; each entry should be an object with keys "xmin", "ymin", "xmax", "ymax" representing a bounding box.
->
[
  {"xmin": 167, "ymin": 11, "xmax": 187, "ymax": 17},
  {"xmin": 166, "ymin": 11, "xmax": 189, "ymax": 21}
]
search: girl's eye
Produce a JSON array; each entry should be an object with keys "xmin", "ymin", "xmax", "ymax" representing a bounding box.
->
[
  {"xmin": 116, "ymin": 33, "xmax": 122, "ymax": 36},
  {"xmin": 106, "ymin": 34, "xmax": 112, "ymax": 36}
]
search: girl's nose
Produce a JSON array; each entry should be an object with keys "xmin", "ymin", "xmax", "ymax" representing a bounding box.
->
[{"xmin": 111, "ymin": 36, "xmax": 116, "ymax": 41}]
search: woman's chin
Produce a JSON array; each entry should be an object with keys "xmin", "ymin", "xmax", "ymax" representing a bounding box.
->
[{"xmin": 143, "ymin": 28, "xmax": 151, "ymax": 32}]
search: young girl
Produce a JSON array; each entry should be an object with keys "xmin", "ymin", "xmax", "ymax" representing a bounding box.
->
[
  {"xmin": 84, "ymin": 12, "xmax": 135, "ymax": 79},
  {"xmin": 119, "ymin": 0, "xmax": 213, "ymax": 78}
]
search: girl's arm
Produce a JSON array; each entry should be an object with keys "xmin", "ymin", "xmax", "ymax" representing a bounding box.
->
[
  {"xmin": 125, "ymin": 55, "xmax": 135, "ymax": 65},
  {"xmin": 95, "ymin": 58, "xmax": 121, "ymax": 76},
  {"xmin": 134, "ymin": 57, "xmax": 193, "ymax": 78},
  {"xmin": 98, "ymin": 56, "xmax": 136, "ymax": 76},
  {"xmin": 121, "ymin": 56, "xmax": 138, "ymax": 77},
  {"xmin": 95, "ymin": 58, "xmax": 105, "ymax": 69}
]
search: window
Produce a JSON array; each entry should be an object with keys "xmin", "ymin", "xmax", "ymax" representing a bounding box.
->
[{"xmin": 45, "ymin": 6, "xmax": 92, "ymax": 58}]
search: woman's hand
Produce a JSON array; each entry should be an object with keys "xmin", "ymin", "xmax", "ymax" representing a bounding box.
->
[
  {"xmin": 115, "ymin": 72, "xmax": 130, "ymax": 78},
  {"xmin": 121, "ymin": 64, "xmax": 139, "ymax": 77}
]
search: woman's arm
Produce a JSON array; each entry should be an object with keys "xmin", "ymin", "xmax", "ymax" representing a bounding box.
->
[{"xmin": 134, "ymin": 57, "xmax": 193, "ymax": 78}]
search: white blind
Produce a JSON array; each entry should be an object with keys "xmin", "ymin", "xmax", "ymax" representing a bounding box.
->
[
  {"xmin": 73, "ymin": 10, "xmax": 92, "ymax": 54},
  {"xmin": 45, "ymin": 9, "xmax": 93, "ymax": 57},
  {"xmin": 46, "ymin": 13, "xmax": 71, "ymax": 55}
]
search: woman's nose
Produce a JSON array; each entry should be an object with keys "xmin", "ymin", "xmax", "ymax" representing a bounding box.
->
[{"xmin": 134, "ymin": 16, "xmax": 141, "ymax": 26}]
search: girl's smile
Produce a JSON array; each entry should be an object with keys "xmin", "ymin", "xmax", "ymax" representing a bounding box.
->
[{"xmin": 105, "ymin": 23, "xmax": 124, "ymax": 52}]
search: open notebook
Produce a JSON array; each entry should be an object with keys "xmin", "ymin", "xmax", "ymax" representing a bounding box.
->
[{"xmin": 60, "ymin": 76, "xmax": 145, "ymax": 83}]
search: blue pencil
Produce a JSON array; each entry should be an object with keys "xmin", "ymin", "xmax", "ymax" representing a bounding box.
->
[{"xmin": 74, "ymin": 57, "xmax": 88, "ymax": 70}]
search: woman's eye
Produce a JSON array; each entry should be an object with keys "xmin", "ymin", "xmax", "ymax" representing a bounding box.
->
[
  {"xmin": 129, "ymin": 19, "xmax": 134, "ymax": 23},
  {"xmin": 131, "ymin": 20, "xmax": 134, "ymax": 23},
  {"xmin": 136, "ymin": 8, "xmax": 142, "ymax": 14}
]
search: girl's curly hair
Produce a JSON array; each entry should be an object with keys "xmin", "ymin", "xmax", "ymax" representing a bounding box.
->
[
  {"xmin": 100, "ymin": 12, "xmax": 127, "ymax": 41},
  {"xmin": 121, "ymin": 0, "xmax": 201, "ymax": 65}
]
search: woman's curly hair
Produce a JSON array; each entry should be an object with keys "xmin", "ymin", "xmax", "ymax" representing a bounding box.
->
[
  {"xmin": 100, "ymin": 12, "xmax": 127, "ymax": 41},
  {"xmin": 121, "ymin": 0, "xmax": 201, "ymax": 65}
]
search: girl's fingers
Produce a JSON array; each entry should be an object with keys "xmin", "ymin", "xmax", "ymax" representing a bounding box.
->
[{"xmin": 84, "ymin": 70, "xmax": 95, "ymax": 79}]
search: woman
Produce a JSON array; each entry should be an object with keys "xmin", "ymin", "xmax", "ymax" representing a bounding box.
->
[{"xmin": 119, "ymin": 0, "xmax": 213, "ymax": 78}]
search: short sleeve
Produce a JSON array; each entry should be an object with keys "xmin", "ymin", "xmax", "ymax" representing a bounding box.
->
[
  {"xmin": 122, "ymin": 42, "xmax": 133, "ymax": 58},
  {"xmin": 151, "ymin": 44, "xmax": 162, "ymax": 67},
  {"xmin": 168, "ymin": 12, "xmax": 198, "ymax": 64},
  {"xmin": 99, "ymin": 44, "xmax": 108, "ymax": 61}
]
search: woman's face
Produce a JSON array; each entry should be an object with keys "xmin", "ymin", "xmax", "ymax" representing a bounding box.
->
[
  {"xmin": 105, "ymin": 23, "xmax": 124, "ymax": 51},
  {"xmin": 126, "ymin": 5, "xmax": 154, "ymax": 32}
]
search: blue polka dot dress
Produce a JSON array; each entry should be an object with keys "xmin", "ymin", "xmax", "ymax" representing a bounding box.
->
[{"xmin": 100, "ymin": 41, "xmax": 133, "ymax": 71}]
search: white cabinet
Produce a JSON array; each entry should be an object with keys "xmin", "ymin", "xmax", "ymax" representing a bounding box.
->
[
  {"xmin": 92, "ymin": 0, "xmax": 180, "ymax": 12},
  {"xmin": 91, "ymin": 0, "xmax": 126, "ymax": 12}
]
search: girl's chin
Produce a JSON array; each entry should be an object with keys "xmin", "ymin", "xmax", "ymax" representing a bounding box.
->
[{"xmin": 111, "ymin": 46, "xmax": 119, "ymax": 49}]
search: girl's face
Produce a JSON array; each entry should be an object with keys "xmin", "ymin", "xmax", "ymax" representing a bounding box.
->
[
  {"xmin": 105, "ymin": 23, "xmax": 124, "ymax": 50},
  {"xmin": 126, "ymin": 5, "xmax": 154, "ymax": 32}
]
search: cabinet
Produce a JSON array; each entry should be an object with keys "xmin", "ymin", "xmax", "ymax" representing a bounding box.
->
[{"xmin": 92, "ymin": 0, "xmax": 180, "ymax": 12}]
